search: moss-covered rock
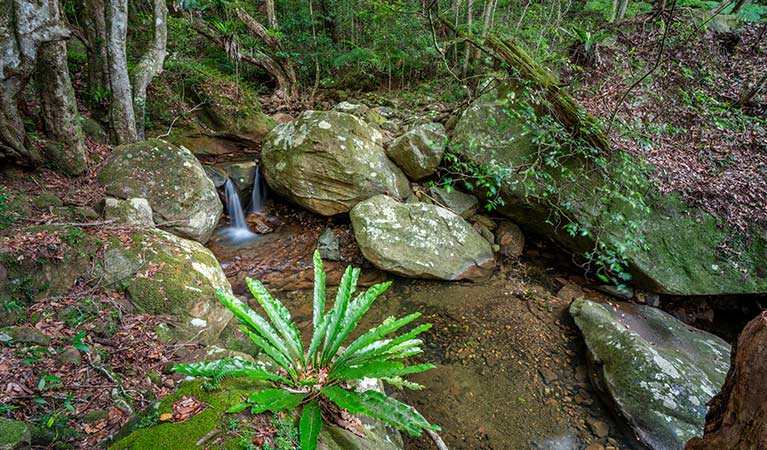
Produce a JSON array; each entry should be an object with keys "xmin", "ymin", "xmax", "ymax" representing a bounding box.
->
[
  {"xmin": 261, "ymin": 111, "xmax": 411, "ymax": 216},
  {"xmin": 570, "ymin": 299, "xmax": 730, "ymax": 450},
  {"xmin": 453, "ymin": 85, "xmax": 767, "ymax": 295},
  {"xmin": 98, "ymin": 139, "xmax": 222, "ymax": 243},
  {"xmin": 98, "ymin": 228, "xmax": 232, "ymax": 343},
  {"xmin": 0, "ymin": 418, "xmax": 30, "ymax": 450},
  {"xmin": 109, "ymin": 378, "xmax": 403, "ymax": 450},
  {"xmin": 103, "ymin": 197, "xmax": 155, "ymax": 227},
  {"xmin": 351, "ymin": 195, "xmax": 494, "ymax": 281}
]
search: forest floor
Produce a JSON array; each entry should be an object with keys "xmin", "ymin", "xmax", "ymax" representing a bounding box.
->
[{"xmin": 574, "ymin": 21, "xmax": 767, "ymax": 232}]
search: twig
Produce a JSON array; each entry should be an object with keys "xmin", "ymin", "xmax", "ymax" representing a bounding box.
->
[
  {"xmin": 157, "ymin": 101, "xmax": 206, "ymax": 138},
  {"xmin": 19, "ymin": 218, "xmax": 116, "ymax": 227},
  {"xmin": 427, "ymin": 429, "xmax": 450, "ymax": 450},
  {"xmin": 196, "ymin": 430, "xmax": 220, "ymax": 446}
]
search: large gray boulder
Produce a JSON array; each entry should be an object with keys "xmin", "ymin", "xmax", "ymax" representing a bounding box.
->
[
  {"xmin": 453, "ymin": 85, "xmax": 767, "ymax": 295},
  {"xmin": 98, "ymin": 228, "xmax": 233, "ymax": 343},
  {"xmin": 261, "ymin": 111, "xmax": 411, "ymax": 216},
  {"xmin": 570, "ymin": 299, "xmax": 730, "ymax": 450},
  {"xmin": 98, "ymin": 139, "xmax": 222, "ymax": 243},
  {"xmin": 386, "ymin": 122, "xmax": 447, "ymax": 180},
  {"xmin": 350, "ymin": 195, "xmax": 494, "ymax": 281}
]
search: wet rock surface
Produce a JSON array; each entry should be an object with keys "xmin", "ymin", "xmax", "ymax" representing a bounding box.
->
[
  {"xmin": 570, "ymin": 299, "xmax": 730, "ymax": 450},
  {"xmin": 350, "ymin": 195, "xmax": 495, "ymax": 281}
]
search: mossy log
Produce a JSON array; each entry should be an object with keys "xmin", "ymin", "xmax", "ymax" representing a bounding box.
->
[{"xmin": 485, "ymin": 36, "xmax": 611, "ymax": 152}]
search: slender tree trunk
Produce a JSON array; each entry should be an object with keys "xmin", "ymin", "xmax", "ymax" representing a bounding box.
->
[
  {"xmin": 265, "ymin": 0, "xmax": 278, "ymax": 29},
  {"xmin": 463, "ymin": 0, "xmax": 474, "ymax": 77},
  {"xmin": 82, "ymin": 0, "xmax": 111, "ymax": 98},
  {"xmin": 730, "ymin": 0, "xmax": 748, "ymax": 15},
  {"xmin": 105, "ymin": 0, "xmax": 137, "ymax": 144},
  {"xmin": 130, "ymin": 0, "xmax": 167, "ymax": 140},
  {"xmin": 617, "ymin": 0, "xmax": 629, "ymax": 19},
  {"xmin": 36, "ymin": 39, "xmax": 88, "ymax": 175},
  {"xmin": 736, "ymin": 72, "xmax": 767, "ymax": 106}
]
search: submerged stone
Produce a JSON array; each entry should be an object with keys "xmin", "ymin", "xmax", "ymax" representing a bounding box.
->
[
  {"xmin": 569, "ymin": 299, "xmax": 730, "ymax": 450},
  {"xmin": 261, "ymin": 111, "xmax": 410, "ymax": 215},
  {"xmin": 350, "ymin": 195, "xmax": 494, "ymax": 281}
]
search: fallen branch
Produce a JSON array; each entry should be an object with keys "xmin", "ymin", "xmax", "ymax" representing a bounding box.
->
[{"xmin": 427, "ymin": 429, "xmax": 450, "ymax": 450}]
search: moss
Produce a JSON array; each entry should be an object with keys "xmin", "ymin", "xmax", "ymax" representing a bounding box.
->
[
  {"xmin": 0, "ymin": 418, "xmax": 31, "ymax": 449},
  {"xmin": 109, "ymin": 379, "xmax": 261, "ymax": 450},
  {"xmin": 31, "ymin": 192, "xmax": 63, "ymax": 209}
]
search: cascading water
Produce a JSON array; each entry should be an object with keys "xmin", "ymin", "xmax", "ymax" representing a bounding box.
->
[
  {"xmin": 247, "ymin": 165, "xmax": 267, "ymax": 214},
  {"xmin": 219, "ymin": 178, "xmax": 258, "ymax": 243}
]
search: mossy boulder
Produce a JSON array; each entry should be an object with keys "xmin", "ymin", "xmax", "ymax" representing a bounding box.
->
[
  {"xmin": 350, "ymin": 195, "xmax": 494, "ymax": 281},
  {"xmin": 0, "ymin": 418, "xmax": 30, "ymax": 450},
  {"xmin": 98, "ymin": 228, "xmax": 232, "ymax": 343},
  {"xmin": 386, "ymin": 122, "xmax": 447, "ymax": 181},
  {"xmin": 110, "ymin": 378, "xmax": 403, "ymax": 450},
  {"xmin": 98, "ymin": 139, "xmax": 222, "ymax": 243},
  {"xmin": 570, "ymin": 299, "xmax": 730, "ymax": 450},
  {"xmin": 261, "ymin": 111, "xmax": 411, "ymax": 216},
  {"xmin": 103, "ymin": 197, "xmax": 155, "ymax": 227},
  {"xmin": 453, "ymin": 85, "xmax": 767, "ymax": 295}
]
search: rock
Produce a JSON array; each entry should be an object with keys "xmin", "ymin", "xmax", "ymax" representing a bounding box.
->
[
  {"xmin": 271, "ymin": 113, "xmax": 293, "ymax": 123},
  {"xmin": 539, "ymin": 367, "xmax": 558, "ymax": 384},
  {"xmin": 317, "ymin": 227, "xmax": 341, "ymax": 261},
  {"xmin": 386, "ymin": 122, "xmax": 447, "ymax": 180},
  {"xmin": 453, "ymin": 84, "xmax": 767, "ymax": 295},
  {"xmin": 429, "ymin": 186, "xmax": 478, "ymax": 218},
  {"xmin": 350, "ymin": 195, "xmax": 494, "ymax": 281},
  {"xmin": 472, "ymin": 214, "xmax": 496, "ymax": 230},
  {"xmin": 372, "ymin": 106, "xmax": 394, "ymax": 118},
  {"xmin": 202, "ymin": 165, "xmax": 228, "ymax": 189},
  {"xmin": 79, "ymin": 116, "xmax": 107, "ymax": 143},
  {"xmin": 685, "ymin": 311, "xmax": 767, "ymax": 450},
  {"xmin": 585, "ymin": 444, "xmax": 605, "ymax": 450},
  {"xmin": 556, "ymin": 283, "xmax": 584, "ymax": 302},
  {"xmin": 570, "ymin": 299, "xmax": 730, "ymax": 450},
  {"xmin": 57, "ymin": 347, "xmax": 82, "ymax": 365},
  {"xmin": 333, "ymin": 101, "xmax": 370, "ymax": 115},
  {"xmin": 2, "ymin": 326, "xmax": 50, "ymax": 346},
  {"xmin": 104, "ymin": 197, "xmax": 155, "ymax": 227},
  {"xmin": 495, "ymin": 221, "xmax": 525, "ymax": 257},
  {"xmin": 261, "ymin": 111, "xmax": 411, "ymax": 216},
  {"xmin": 219, "ymin": 161, "xmax": 257, "ymax": 202},
  {"xmin": 109, "ymin": 378, "xmax": 403, "ymax": 450},
  {"xmin": 31, "ymin": 192, "xmax": 63, "ymax": 209},
  {"xmin": 587, "ymin": 418, "xmax": 609, "ymax": 438},
  {"xmin": 98, "ymin": 139, "xmax": 223, "ymax": 243},
  {"xmin": 0, "ymin": 418, "xmax": 31, "ymax": 450},
  {"xmin": 473, "ymin": 221, "xmax": 495, "ymax": 245},
  {"xmin": 98, "ymin": 228, "xmax": 233, "ymax": 343}
]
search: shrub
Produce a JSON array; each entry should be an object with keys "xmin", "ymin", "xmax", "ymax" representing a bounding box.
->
[{"xmin": 173, "ymin": 250, "xmax": 439, "ymax": 450}]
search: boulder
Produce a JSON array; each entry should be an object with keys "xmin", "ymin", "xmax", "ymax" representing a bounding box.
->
[
  {"xmin": 453, "ymin": 85, "xmax": 767, "ymax": 295},
  {"xmin": 686, "ymin": 311, "xmax": 767, "ymax": 450},
  {"xmin": 350, "ymin": 195, "xmax": 494, "ymax": 281},
  {"xmin": 104, "ymin": 197, "xmax": 155, "ymax": 227},
  {"xmin": 109, "ymin": 378, "xmax": 403, "ymax": 450},
  {"xmin": 386, "ymin": 123, "xmax": 447, "ymax": 180},
  {"xmin": 317, "ymin": 227, "xmax": 341, "ymax": 261},
  {"xmin": 98, "ymin": 228, "xmax": 233, "ymax": 343},
  {"xmin": 261, "ymin": 111, "xmax": 411, "ymax": 215},
  {"xmin": 570, "ymin": 299, "xmax": 730, "ymax": 450},
  {"xmin": 98, "ymin": 139, "xmax": 223, "ymax": 243},
  {"xmin": 429, "ymin": 186, "xmax": 478, "ymax": 218},
  {"xmin": 495, "ymin": 221, "xmax": 525, "ymax": 257},
  {"xmin": 0, "ymin": 418, "xmax": 30, "ymax": 450}
]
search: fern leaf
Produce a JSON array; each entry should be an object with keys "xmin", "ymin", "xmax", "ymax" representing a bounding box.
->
[
  {"xmin": 381, "ymin": 376, "xmax": 425, "ymax": 390},
  {"xmin": 238, "ymin": 326, "xmax": 298, "ymax": 380},
  {"xmin": 332, "ymin": 360, "xmax": 434, "ymax": 382},
  {"xmin": 333, "ymin": 313, "xmax": 421, "ymax": 369},
  {"xmin": 246, "ymin": 278, "xmax": 305, "ymax": 365},
  {"xmin": 171, "ymin": 358, "xmax": 290, "ymax": 384},
  {"xmin": 246, "ymin": 389, "xmax": 307, "ymax": 414},
  {"xmin": 300, "ymin": 399, "xmax": 323, "ymax": 450},
  {"xmin": 312, "ymin": 249, "xmax": 326, "ymax": 331},
  {"xmin": 321, "ymin": 386, "xmax": 439, "ymax": 436},
  {"xmin": 320, "ymin": 266, "xmax": 360, "ymax": 366}
]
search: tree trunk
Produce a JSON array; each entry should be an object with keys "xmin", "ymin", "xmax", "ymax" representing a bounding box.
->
[
  {"xmin": 463, "ymin": 0, "xmax": 474, "ymax": 77},
  {"xmin": 0, "ymin": 0, "xmax": 71, "ymax": 166},
  {"xmin": 130, "ymin": 0, "xmax": 167, "ymax": 140},
  {"xmin": 486, "ymin": 36, "xmax": 611, "ymax": 152},
  {"xmin": 265, "ymin": 0, "xmax": 278, "ymax": 29},
  {"xmin": 617, "ymin": 0, "xmax": 629, "ymax": 20},
  {"xmin": 105, "ymin": 0, "xmax": 137, "ymax": 144},
  {"xmin": 82, "ymin": 0, "xmax": 111, "ymax": 98},
  {"xmin": 730, "ymin": 0, "xmax": 748, "ymax": 15},
  {"xmin": 36, "ymin": 39, "xmax": 88, "ymax": 175},
  {"xmin": 735, "ymin": 72, "xmax": 767, "ymax": 107}
]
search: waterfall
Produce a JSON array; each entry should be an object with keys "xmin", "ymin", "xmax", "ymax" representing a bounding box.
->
[
  {"xmin": 247, "ymin": 164, "xmax": 267, "ymax": 214},
  {"xmin": 224, "ymin": 178, "xmax": 248, "ymax": 229},
  {"xmin": 220, "ymin": 178, "xmax": 258, "ymax": 243}
]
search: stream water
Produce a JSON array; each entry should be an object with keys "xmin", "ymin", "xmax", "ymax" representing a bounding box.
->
[{"xmin": 207, "ymin": 196, "xmax": 646, "ymax": 450}]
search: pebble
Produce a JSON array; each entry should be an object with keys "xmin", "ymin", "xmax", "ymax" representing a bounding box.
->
[
  {"xmin": 587, "ymin": 417, "xmax": 610, "ymax": 438},
  {"xmin": 585, "ymin": 444, "xmax": 605, "ymax": 450}
]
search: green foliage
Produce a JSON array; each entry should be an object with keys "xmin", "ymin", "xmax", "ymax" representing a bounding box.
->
[
  {"xmin": 173, "ymin": 250, "xmax": 438, "ymax": 449},
  {"xmin": 437, "ymin": 151, "xmax": 508, "ymax": 211},
  {"xmin": 0, "ymin": 185, "xmax": 14, "ymax": 230}
]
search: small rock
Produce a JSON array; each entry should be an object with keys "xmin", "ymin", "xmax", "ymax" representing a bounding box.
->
[
  {"xmin": 495, "ymin": 221, "xmax": 525, "ymax": 257},
  {"xmin": 372, "ymin": 106, "xmax": 394, "ymax": 118},
  {"xmin": 539, "ymin": 367, "xmax": 559, "ymax": 384},
  {"xmin": 104, "ymin": 197, "xmax": 155, "ymax": 227},
  {"xmin": 472, "ymin": 214, "xmax": 496, "ymax": 230},
  {"xmin": 585, "ymin": 444, "xmax": 605, "ymax": 450},
  {"xmin": 473, "ymin": 222, "xmax": 495, "ymax": 245},
  {"xmin": 333, "ymin": 102, "xmax": 370, "ymax": 116},
  {"xmin": 32, "ymin": 192, "xmax": 63, "ymax": 209},
  {"xmin": 3, "ymin": 326, "xmax": 50, "ymax": 346},
  {"xmin": 271, "ymin": 113, "xmax": 293, "ymax": 123},
  {"xmin": 557, "ymin": 283, "xmax": 584, "ymax": 302},
  {"xmin": 317, "ymin": 228, "xmax": 341, "ymax": 261},
  {"xmin": 429, "ymin": 187, "xmax": 478, "ymax": 218},
  {"xmin": 58, "ymin": 348, "xmax": 82, "ymax": 365},
  {"xmin": 646, "ymin": 292, "xmax": 660, "ymax": 307},
  {"xmin": 587, "ymin": 418, "xmax": 609, "ymax": 438}
]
